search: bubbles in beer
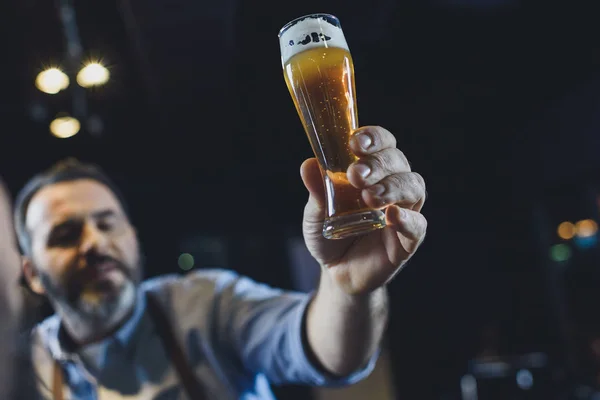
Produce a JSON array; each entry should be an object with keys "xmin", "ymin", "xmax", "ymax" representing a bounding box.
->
[
  {"xmin": 324, "ymin": 171, "xmax": 366, "ymax": 217},
  {"xmin": 284, "ymin": 46, "xmax": 368, "ymax": 218}
]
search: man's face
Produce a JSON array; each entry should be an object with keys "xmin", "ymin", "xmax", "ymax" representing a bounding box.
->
[{"xmin": 25, "ymin": 179, "xmax": 141, "ymax": 322}]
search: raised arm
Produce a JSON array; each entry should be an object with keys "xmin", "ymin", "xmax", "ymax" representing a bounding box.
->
[{"xmin": 300, "ymin": 126, "xmax": 427, "ymax": 376}]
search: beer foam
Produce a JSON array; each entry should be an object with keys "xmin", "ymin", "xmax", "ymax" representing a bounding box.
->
[{"xmin": 279, "ymin": 15, "xmax": 349, "ymax": 66}]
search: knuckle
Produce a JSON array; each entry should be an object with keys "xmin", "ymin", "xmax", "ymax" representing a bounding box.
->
[
  {"xmin": 405, "ymin": 172, "xmax": 421, "ymax": 189},
  {"xmin": 392, "ymin": 173, "xmax": 421, "ymax": 203},
  {"xmin": 385, "ymin": 174, "xmax": 403, "ymax": 194},
  {"xmin": 365, "ymin": 155, "xmax": 384, "ymax": 177},
  {"xmin": 371, "ymin": 148, "xmax": 404, "ymax": 176},
  {"xmin": 370, "ymin": 126, "xmax": 396, "ymax": 148},
  {"xmin": 388, "ymin": 132, "xmax": 398, "ymax": 148},
  {"xmin": 375, "ymin": 151, "xmax": 394, "ymax": 173},
  {"xmin": 412, "ymin": 172, "xmax": 427, "ymax": 198},
  {"xmin": 406, "ymin": 212, "xmax": 427, "ymax": 239},
  {"xmin": 393, "ymin": 148, "xmax": 409, "ymax": 170},
  {"xmin": 419, "ymin": 214, "xmax": 428, "ymax": 230},
  {"xmin": 412, "ymin": 172, "xmax": 426, "ymax": 189}
]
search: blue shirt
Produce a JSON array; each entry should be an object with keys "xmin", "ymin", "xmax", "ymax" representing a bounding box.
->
[{"xmin": 30, "ymin": 269, "xmax": 378, "ymax": 399}]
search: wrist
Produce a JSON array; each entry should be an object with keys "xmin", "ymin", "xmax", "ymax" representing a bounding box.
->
[{"xmin": 317, "ymin": 269, "xmax": 386, "ymax": 308}]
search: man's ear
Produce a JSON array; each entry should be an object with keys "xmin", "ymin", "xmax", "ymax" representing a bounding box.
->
[{"xmin": 22, "ymin": 257, "xmax": 45, "ymax": 295}]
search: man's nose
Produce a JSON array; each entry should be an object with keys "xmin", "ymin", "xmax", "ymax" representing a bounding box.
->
[{"xmin": 78, "ymin": 222, "xmax": 109, "ymax": 257}]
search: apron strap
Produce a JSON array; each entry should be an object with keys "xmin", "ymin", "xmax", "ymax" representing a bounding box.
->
[
  {"xmin": 145, "ymin": 291, "xmax": 208, "ymax": 399},
  {"xmin": 52, "ymin": 291, "xmax": 208, "ymax": 400},
  {"xmin": 52, "ymin": 359, "xmax": 64, "ymax": 400}
]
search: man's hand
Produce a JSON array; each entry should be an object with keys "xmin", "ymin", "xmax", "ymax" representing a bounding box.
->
[{"xmin": 301, "ymin": 126, "xmax": 427, "ymax": 295}]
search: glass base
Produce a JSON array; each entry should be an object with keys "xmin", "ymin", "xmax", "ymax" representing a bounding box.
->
[{"xmin": 322, "ymin": 210, "xmax": 386, "ymax": 240}]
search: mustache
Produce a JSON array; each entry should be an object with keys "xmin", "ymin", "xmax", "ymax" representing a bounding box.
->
[
  {"xmin": 79, "ymin": 254, "xmax": 129, "ymax": 279},
  {"xmin": 62, "ymin": 254, "xmax": 129, "ymax": 303},
  {"xmin": 58, "ymin": 254, "xmax": 128, "ymax": 290}
]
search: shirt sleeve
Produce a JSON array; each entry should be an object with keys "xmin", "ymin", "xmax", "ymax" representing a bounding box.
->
[{"xmin": 211, "ymin": 270, "xmax": 379, "ymax": 387}]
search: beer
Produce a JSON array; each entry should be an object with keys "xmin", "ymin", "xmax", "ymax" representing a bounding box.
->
[
  {"xmin": 283, "ymin": 46, "xmax": 365, "ymax": 217},
  {"xmin": 279, "ymin": 14, "xmax": 386, "ymax": 239}
]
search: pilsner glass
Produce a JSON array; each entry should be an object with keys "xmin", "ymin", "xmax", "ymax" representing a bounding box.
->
[{"xmin": 279, "ymin": 13, "xmax": 386, "ymax": 240}]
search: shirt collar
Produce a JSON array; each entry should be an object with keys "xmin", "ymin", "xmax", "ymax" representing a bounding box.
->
[
  {"xmin": 40, "ymin": 289, "xmax": 147, "ymax": 361},
  {"xmin": 114, "ymin": 288, "xmax": 146, "ymax": 345}
]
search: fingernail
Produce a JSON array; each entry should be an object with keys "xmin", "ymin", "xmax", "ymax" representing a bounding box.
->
[
  {"xmin": 354, "ymin": 163, "xmax": 371, "ymax": 178},
  {"xmin": 356, "ymin": 132, "xmax": 372, "ymax": 150},
  {"xmin": 367, "ymin": 184, "xmax": 385, "ymax": 196}
]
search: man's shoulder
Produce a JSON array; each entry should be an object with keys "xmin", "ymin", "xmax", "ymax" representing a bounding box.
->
[
  {"xmin": 139, "ymin": 269, "xmax": 249, "ymax": 332},
  {"xmin": 139, "ymin": 268, "xmax": 244, "ymax": 306},
  {"xmin": 141, "ymin": 268, "xmax": 240, "ymax": 292}
]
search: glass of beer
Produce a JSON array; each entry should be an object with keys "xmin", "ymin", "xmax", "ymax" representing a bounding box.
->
[{"xmin": 279, "ymin": 14, "xmax": 386, "ymax": 240}]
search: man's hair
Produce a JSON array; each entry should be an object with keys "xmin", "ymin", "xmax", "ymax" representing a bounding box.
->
[{"xmin": 14, "ymin": 158, "xmax": 129, "ymax": 255}]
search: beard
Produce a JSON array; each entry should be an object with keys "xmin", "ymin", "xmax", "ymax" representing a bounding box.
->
[
  {"xmin": 38, "ymin": 253, "xmax": 142, "ymax": 324},
  {"xmin": 75, "ymin": 278, "xmax": 136, "ymax": 321}
]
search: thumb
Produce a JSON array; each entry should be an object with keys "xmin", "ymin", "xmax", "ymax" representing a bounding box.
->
[{"xmin": 300, "ymin": 158, "xmax": 327, "ymax": 214}]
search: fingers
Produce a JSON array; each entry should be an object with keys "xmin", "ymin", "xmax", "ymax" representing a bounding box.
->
[
  {"xmin": 347, "ymin": 125, "xmax": 425, "ymax": 211},
  {"xmin": 361, "ymin": 171, "xmax": 426, "ymax": 211},
  {"xmin": 349, "ymin": 126, "xmax": 397, "ymax": 156},
  {"xmin": 386, "ymin": 206, "xmax": 427, "ymax": 244},
  {"xmin": 347, "ymin": 147, "xmax": 410, "ymax": 188}
]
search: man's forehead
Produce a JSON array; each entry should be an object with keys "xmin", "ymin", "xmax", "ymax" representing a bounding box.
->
[{"xmin": 26, "ymin": 179, "xmax": 123, "ymax": 230}]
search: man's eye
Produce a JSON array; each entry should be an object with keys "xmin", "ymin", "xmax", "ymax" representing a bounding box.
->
[
  {"xmin": 50, "ymin": 225, "xmax": 81, "ymax": 246},
  {"xmin": 97, "ymin": 220, "xmax": 114, "ymax": 231}
]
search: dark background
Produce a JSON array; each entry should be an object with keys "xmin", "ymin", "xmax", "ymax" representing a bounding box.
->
[{"xmin": 2, "ymin": 0, "xmax": 600, "ymax": 398}]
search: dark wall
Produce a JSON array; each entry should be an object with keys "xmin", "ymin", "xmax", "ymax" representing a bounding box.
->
[{"xmin": 2, "ymin": 0, "xmax": 600, "ymax": 398}]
